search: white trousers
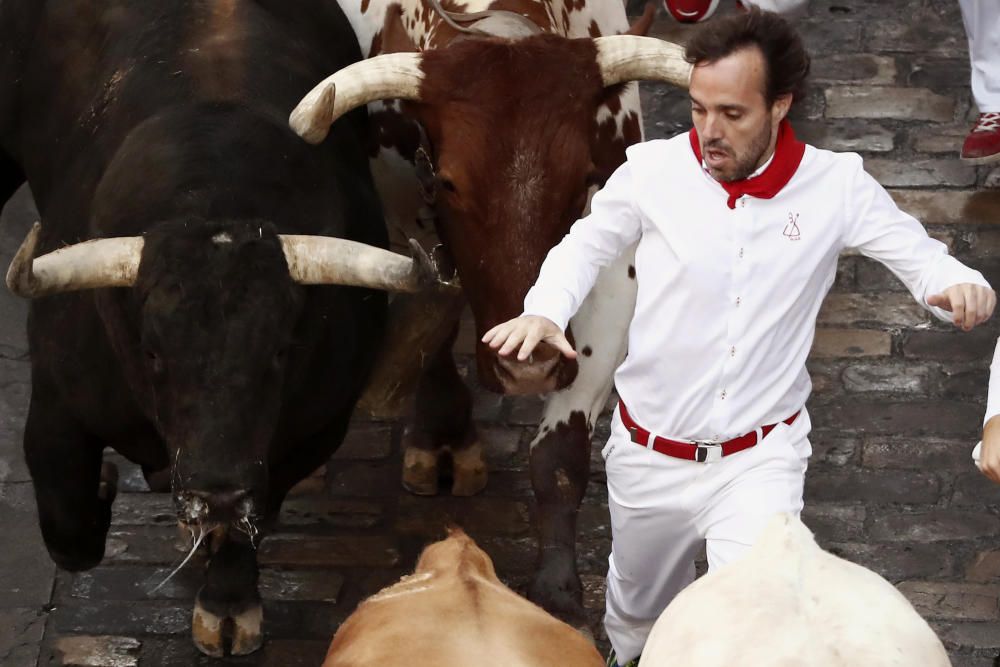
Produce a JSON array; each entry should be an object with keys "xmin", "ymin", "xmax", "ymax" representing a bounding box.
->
[
  {"xmin": 602, "ymin": 405, "xmax": 812, "ymax": 664},
  {"xmin": 740, "ymin": 0, "xmax": 810, "ymax": 16},
  {"xmin": 959, "ymin": 0, "xmax": 1000, "ymax": 112}
]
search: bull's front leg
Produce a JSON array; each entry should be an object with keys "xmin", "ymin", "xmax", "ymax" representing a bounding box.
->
[
  {"xmin": 192, "ymin": 530, "xmax": 263, "ymax": 657},
  {"xmin": 403, "ymin": 323, "xmax": 487, "ymax": 497},
  {"xmin": 529, "ymin": 247, "xmax": 637, "ymax": 624},
  {"xmin": 23, "ymin": 388, "xmax": 118, "ymax": 572}
]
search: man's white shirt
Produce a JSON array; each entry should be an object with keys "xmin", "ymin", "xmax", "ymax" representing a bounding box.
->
[{"xmin": 523, "ymin": 133, "xmax": 990, "ymax": 442}]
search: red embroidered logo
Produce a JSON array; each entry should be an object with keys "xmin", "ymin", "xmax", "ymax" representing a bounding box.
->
[{"xmin": 783, "ymin": 212, "xmax": 801, "ymax": 241}]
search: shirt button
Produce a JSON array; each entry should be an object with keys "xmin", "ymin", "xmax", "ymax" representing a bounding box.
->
[
  {"xmin": 730, "ymin": 346, "xmax": 736, "ymax": 357},
  {"xmin": 720, "ymin": 389, "xmax": 727, "ymax": 400},
  {"xmin": 740, "ymin": 200, "xmax": 746, "ymax": 208},
  {"xmin": 736, "ymin": 297, "xmax": 741, "ymax": 307},
  {"xmin": 738, "ymin": 248, "xmax": 744, "ymax": 259}
]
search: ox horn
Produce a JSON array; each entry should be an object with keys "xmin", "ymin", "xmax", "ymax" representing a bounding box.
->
[
  {"xmin": 279, "ymin": 236, "xmax": 452, "ymax": 293},
  {"xmin": 593, "ymin": 35, "xmax": 692, "ymax": 88},
  {"xmin": 289, "ymin": 53, "xmax": 425, "ymax": 144},
  {"xmin": 6, "ymin": 222, "xmax": 144, "ymax": 298}
]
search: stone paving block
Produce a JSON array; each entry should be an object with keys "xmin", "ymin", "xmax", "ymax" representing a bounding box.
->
[
  {"xmin": 478, "ymin": 424, "xmax": 526, "ymax": 469},
  {"xmin": 326, "ymin": 460, "xmax": 399, "ymax": 498},
  {"xmin": 395, "ymin": 494, "xmax": 530, "ymax": 538},
  {"xmin": 862, "ymin": 437, "xmax": 979, "ymax": 471},
  {"xmin": 841, "ymin": 362, "xmax": 931, "ymax": 394},
  {"xmin": 951, "ymin": 473, "xmax": 1000, "ymax": 508},
  {"xmin": 807, "ymin": 435, "xmax": 859, "ymax": 466},
  {"xmin": 903, "ymin": 57, "xmax": 973, "ymax": 91},
  {"xmin": 799, "ymin": 18, "xmax": 863, "ymax": 55},
  {"xmin": 259, "ymin": 534, "xmax": 400, "ymax": 568},
  {"xmin": 62, "ymin": 566, "xmax": 344, "ymax": 604},
  {"xmin": 825, "ymin": 542, "xmax": 954, "ymax": 582},
  {"xmin": 941, "ymin": 367, "xmax": 989, "ymax": 399},
  {"xmin": 795, "ymin": 119, "xmax": 896, "ymax": 153},
  {"xmin": 505, "ymin": 395, "xmax": 545, "ymax": 426},
  {"xmin": 0, "ymin": 609, "xmax": 46, "ymax": 667},
  {"xmin": 936, "ymin": 622, "xmax": 1000, "ymax": 651},
  {"xmin": 812, "ymin": 399, "xmax": 982, "ymax": 436},
  {"xmin": 966, "ymin": 550, "xmax": 1000, "ymax": 583},
  {"xmin": 804, "ymin": 469, "xmax": 940, "ymax": 504},
  {"xmin": 279, "ymin": 496, "xmax": 384, "ymax": 529},
  {"xmin": 825, "ymin": 86, "xmax": 955, "ymax": 122},
  {"xmin": 800, "ymin": 503, "xmax": 866, "ymax": 542},
  {"xmin": 810, "ymin": 328, "xmax": 891, "ymax": 359},
  {"xmin": 864, "ymin": 18, "xmax": 967, "ymax": 56},
  {"xmin": 985, "ymin": 167, "xmax": 1000, "ymax": 190},
  {"xmin": 913, "ymin": 125, "xmax": 974, "ymax": 154},
  {"xmin": 53, "ymin": 636, "xmax": 140, "ymax": 667},
  {"xmin": 865, "ymin": 158, "xmax": 977, "ymax": 188},
  {"xmin": 888, "ymin": 190, "xmax": 1000, "ymax": 226},
  {"xmin": 818, "ymin": 293, "xmax": 930, "ymax": 327},
  {"xmin": 903, "ymin": 327, "xmax": 998, "ymax": 363},
  {"xmin": 898, "ymin": 581, "xmax": 1000, "ymax": 622},
  {"xmin": 812, "ymin": 54, "xmax": 897, "ymax": 85},
  {"xmin": 0, "ymin": 483, "xmax": 56, "ymax": 609},
  {"xmin": 870, "ymin": 510, "xmax": 1000, "ymax": 542},
  {"xmin": 138, "ymin": 637, "xmax": 332, "ymax": 667}
]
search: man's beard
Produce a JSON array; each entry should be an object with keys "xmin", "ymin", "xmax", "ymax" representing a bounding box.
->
[{"xmin": 705, "ymin": 120, "xmax": 774, "ymax": 183}]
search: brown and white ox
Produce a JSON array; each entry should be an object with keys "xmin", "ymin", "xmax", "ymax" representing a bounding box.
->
[
  {"xmin": 641, "ymin": 515, "xmax": 952, "ymax": 667},
  {"xmin": 290, "ymin": 0, "xmax": 690, "ymax": 623},
  {"xmin": 322, "ymin": 528, "xmax": 605, "ymax": 667}
]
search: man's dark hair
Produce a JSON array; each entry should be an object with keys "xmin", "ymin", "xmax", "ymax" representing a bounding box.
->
[{"xmin": 684, "ymin": 8, "xmax": 811, "ymax": 107}]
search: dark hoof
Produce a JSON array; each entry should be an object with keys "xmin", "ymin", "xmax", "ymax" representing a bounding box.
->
[
  {"xmin": 47, "ymin": 541, "xmax": 106, "ymax": 572},
  {"xmin": 192, "ymin": 600, "xmax": 263, "ymax": 657},
  {"xmin": 99, "ymin": 461, "xmax": 119, "ymax": 504},
  {"xmin": 402, "ymin": 446, "xmax": 439, "ymax": 496},
  {"xmin": 529, "ymin": 554, "xmax": 586, "ymax": 625},
  {"xmin": 451, "ymin": 442, "xmax": 487, "ymax": 496}
]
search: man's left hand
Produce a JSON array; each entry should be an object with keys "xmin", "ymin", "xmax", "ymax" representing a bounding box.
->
[{"xmin": 927, "ymin": 284, "xmax": 996, "ymax": 331}]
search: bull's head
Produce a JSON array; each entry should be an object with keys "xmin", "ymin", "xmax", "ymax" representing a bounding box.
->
[
  {"xmin": 290, "ymin": 32, "xmax": 689, "ymax": 394},
  {"xmin": 6, "ymin": 221, "xmax": 445, "ymax": 527}
]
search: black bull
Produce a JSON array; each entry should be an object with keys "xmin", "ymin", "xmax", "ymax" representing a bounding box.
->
[{"xmin": 0, "ymin": 0, "xmax": 398, "ymax": 656}]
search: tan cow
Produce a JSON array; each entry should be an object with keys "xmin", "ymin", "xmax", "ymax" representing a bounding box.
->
[
  {"xmin": 640, "ymin": 514, "xmax": 951, "ymax": 667},
  {"xmin": 322, "ymin": 528, "xmax": 604, "ymax": 667}
]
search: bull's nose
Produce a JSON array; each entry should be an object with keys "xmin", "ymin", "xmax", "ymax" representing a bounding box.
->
[
  {"xmin": 180, "ymin": 488, "xmax": 254, "ymax": 523},
  {"xmin": 494, "ymin": 342, "xmax": 562, "ymax": 395}
]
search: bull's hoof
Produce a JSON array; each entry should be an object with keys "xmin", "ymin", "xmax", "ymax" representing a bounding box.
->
[
  {"xmin": 192, "ymin": 600, "xmax": 263, "ymax": 657},
  {"xmin": 450, "ymin": 441, "xmax": 487, "ymax": 496},
  {"xmin": 402, "ymin": 446, "xmax": 439, "ymax": 496},
  {"xmin": 529, "ymin": 552, "xmax": 586, "ymax": 626}
]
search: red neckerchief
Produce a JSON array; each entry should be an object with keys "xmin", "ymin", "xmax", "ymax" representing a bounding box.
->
[{"xmin": 688, "ymin": 119, "xmax": 806, "ymax": 210}]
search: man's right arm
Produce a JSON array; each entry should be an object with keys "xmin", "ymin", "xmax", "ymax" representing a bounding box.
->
[
  {"xmin": 981, "ymin": 338, "xmax": 1000, "ymax": 482},
  {"xmin": 483, "ymin": 159, "xmax": 643, "ymax": 359}
]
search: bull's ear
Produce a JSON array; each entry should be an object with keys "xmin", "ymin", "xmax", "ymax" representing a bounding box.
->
[
  {"xmin": 626, "ymin": 2, "xmax": 656, "ymax": 37},
  {"xmin": 379, "ymin": 3, "xmax": 420, "ymax": 55}
]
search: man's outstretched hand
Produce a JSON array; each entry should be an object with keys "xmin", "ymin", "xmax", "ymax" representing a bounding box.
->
[
  {"xmin": 482, "ymin": 315, "xmax": 577, "ymax": 362},
  {"xmin": 927, "ymin": 284, "xmax": 996, "ymax": 331}
]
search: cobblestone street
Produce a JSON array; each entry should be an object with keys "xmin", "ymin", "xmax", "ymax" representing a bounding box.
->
[{"xmin": 3, "ymin": 0, "xmax": 1000, "ymax": 665}]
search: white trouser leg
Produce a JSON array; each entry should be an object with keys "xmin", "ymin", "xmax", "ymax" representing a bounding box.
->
[
  {"xmin": 602, "ymin": 409, "xmax": 704, "ymax": 664},
  {"xmin": 603, "ymin": 406, "xmax": 811, "ymax": 662},
  {"xmin": 959, "ymin": 0, "xmax": 1000, "ymax": 112}
]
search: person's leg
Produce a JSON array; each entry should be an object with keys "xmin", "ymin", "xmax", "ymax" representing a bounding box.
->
[
  {"xmin": 602, "ymin": 407, "xmax": 704, "ymax": 664},
  {"xmin": 697, "ymin": 413, "xmax": 810, "ymax": 571},
  {"xmin": 959, "ymin": 0, "xmax": 1000, "ymax": 163}
]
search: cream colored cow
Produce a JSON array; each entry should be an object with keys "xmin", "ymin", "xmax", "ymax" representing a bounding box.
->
[
  {"xmin": 641, "ymin": 514, "xmax": 951, "ymax": 667},
  {"xmin": 323, "ymin": 529, "xmax": 604, "ymax": 667}
]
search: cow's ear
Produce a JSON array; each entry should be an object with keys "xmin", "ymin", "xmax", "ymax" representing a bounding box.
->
[{"xmin": 379, "ymin": 3, "xmax": 420, "ymax": 55}]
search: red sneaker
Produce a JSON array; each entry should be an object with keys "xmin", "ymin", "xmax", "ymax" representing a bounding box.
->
[
  {"xmin": 663, "ymin": 0, "xmax": 721, "ymax": 22},
  {"xmin": 961, "ymin": 112, "xmax": 1000, "ymax": 165}
]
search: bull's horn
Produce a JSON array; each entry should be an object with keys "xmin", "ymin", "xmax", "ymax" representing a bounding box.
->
[
  {"xmin": 593, "ymin": 35, "xmax": 691, "ymax": 88},
  {"xmin": 289, "ymin": 53, "xmax": 425, "ymax": 144},
  {"xmin": 279, "ymin": 236, "xmax": 452, "ymax": 293},
  {"xmin": 6, "ymin": 222, "xmax": 144, "ymax": 298}
]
